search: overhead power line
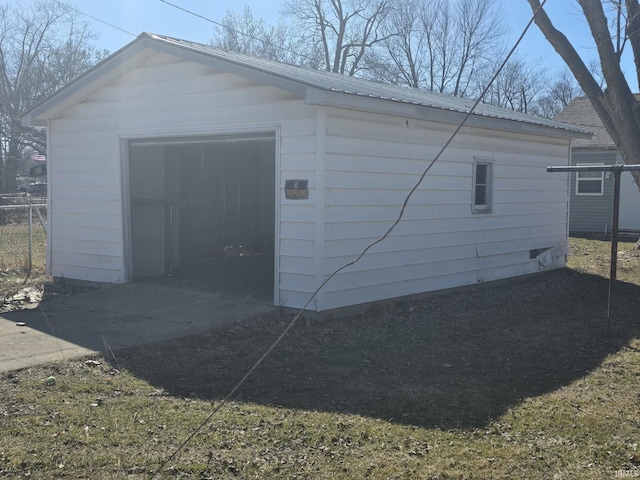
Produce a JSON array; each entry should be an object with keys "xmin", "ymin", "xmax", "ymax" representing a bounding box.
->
[
  {"xmin": 158, "ymin": 0, "xmax": 309, "ymax": 62},
  {"xmin": 53, "ymin": 0, "xmax": 137, "ymax": 38}
]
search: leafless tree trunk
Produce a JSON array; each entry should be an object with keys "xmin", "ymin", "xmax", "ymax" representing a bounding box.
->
[
  {"xmin": 527, "ymin": 1, "xmax": 640, "ymax": 177},
  {"xmin": 526, "ymin": 0, "xmax": 640, "ymax": 245}
]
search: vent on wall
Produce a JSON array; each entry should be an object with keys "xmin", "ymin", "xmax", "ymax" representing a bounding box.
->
[{"xmin": 529, "ymin": 247, "xmax": 552, "ymax": 260}]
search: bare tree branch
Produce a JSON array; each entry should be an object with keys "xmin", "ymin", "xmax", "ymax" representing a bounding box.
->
[
  {"xmin": 284, "ymin": 0, "xmax": 391, "ymax": 75},
  {"xmin": 527, "ymin": 0, "xmax": 640, "ymax": 191},
  {"xmin": 0, "ymin": 0, "xmax": 104, "ymax": 192}
]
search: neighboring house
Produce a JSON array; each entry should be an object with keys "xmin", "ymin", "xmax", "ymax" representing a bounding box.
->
[
  {"xmin": 556, "ymin": 96, "xmax": 640, "ymax": 234},
  {"xmin": 21, "ymin": 33, "xmax": 588, "ymax": 312}
]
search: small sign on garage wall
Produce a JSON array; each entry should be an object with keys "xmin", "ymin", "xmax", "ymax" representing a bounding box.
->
[{"xmin": 285, "ymin": 179, "xmax": 309, "ymax": 200}]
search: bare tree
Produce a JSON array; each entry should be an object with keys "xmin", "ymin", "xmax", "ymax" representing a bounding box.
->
[
  {"xmin": 423, "ymin": 0, "xmax": 457, "ymax": 93},
  {"xmin": 535, "ymin": 68, "xmax": 583, "ymax": 119},
  {"xmin": 0, "ymin": 0, "xmax": 105, "ymax": 193},
  {"xmin": 526, "ymin": 0, "xmax": 640, "ymax": 185},
  {"xmin": 367, "ymin": 0, "xmax": 426, "ymax": 87},
  {"xmin": 366, "ymin": 0, "xmax": 506, "ymax": 97},
  {"xmin": 212, "ymin": 6, "xmax": 315, "ymax": 66},
  {"xmin": 284, "ymin": 0, "xmax": 392, "ymax": 76},
  {"xmin": 480, "ymin": 55, "xmax": 548, "ymax": 114},
  {"xmin": 449, "ymin": 0, "xmax": 507, "ymax": 96}
]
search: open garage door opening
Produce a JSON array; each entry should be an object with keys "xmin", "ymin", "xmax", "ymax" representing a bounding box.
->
[{"xmin": 127, "ymin": 133, "xmax": 276, "ymax": 304}]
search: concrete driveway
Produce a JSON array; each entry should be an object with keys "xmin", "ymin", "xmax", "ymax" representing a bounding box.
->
[{"xmin": 0, "ymin": 282, "xmax": 275, "ymax": 373}]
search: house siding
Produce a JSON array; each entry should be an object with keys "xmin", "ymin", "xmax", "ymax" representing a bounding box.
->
[
  {"xmin": 37, "ymin": 43, "xmax": 579, "ymax": 312},
  {"xmin": 619, "ymin": 160, "xmax": 640, "ymax": 231},
  {"xmin": 321, "ymin": 108, "xmax": 570, "ymax": 310},
  {"xmin": 568, "ymin": 151, "xmax": 617, "ymax": 234},
  {"xmin": 48, "ymin": 52, "xmax": 319, "ymax": 308}
]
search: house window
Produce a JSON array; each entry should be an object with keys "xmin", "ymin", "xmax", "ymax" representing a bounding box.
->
[
  {"xmin": 576, "ymin": 163, "xmax": 604, "ymax": 195},
  {"xmin": 473, "ymin": 158, "xmax": 493, "ymax": 213}
]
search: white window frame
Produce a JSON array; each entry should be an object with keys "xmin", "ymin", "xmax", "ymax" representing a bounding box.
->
[
  {"xmin": 575, "ymin": 162, "xmax": 604, "ymax": 196},
  {"xmin": 472, "ymin": 157, "xmax": 493, "ymax": 214}
]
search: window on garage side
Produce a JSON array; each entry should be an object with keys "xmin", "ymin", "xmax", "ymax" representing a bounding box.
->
[
  {"xmin": 473, "ymin": 158, "xmax": 493, "ymax": 213},
  {"xmin": 576, "ymin": 163, "xmax": 604, "ymax": 195}
]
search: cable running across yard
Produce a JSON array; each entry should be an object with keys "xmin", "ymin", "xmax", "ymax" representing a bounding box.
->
[{"xmin": 149, "ymin": 1, "xmax": 550, "ymax": 477}]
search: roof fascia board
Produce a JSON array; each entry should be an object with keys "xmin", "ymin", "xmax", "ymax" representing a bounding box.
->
[
  {"xmin": 305, "ymin": 89, "xmax": 591, "ymax": 141},
  {"xmin": 21, "ymin": 37, "xmax": 159, "ymax": 126}
]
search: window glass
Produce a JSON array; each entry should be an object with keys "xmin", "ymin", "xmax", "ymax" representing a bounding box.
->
[
  {"xmin": 576, "ymin": 164, "xmax": 604, "ymax": 195},
  {"xmin": 475, "ymin": 185, "xmax": 487, "ymax": 205},
  {"xmin": 476, "ymin": 164, "xmax": 488, "ymax": 185},
  {"xmin": 577, "ymin": 179, "xmax": 603, "ymax": 194},
  {"xmin": 473, "ymin": 159, "xmax": 492, "ymax": 213}
]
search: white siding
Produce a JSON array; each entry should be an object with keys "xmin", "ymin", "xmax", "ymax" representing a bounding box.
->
[
  {"xmin": 46, "ymin": 50, "xmax": 573, "ymax": 312},
  {"xmin": 48, "ymin": 52, "xmax": 318, "ymax": 302},
  {"xmin": 320, "ymin": 108, "xmax": 570, "ymax": 310}
]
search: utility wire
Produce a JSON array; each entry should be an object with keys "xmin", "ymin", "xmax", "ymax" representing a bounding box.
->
[
  {"xmin": 53, "ymin": 0, "xmax": 137, "ymax": 38},
  {"xmin": 149, "ymin": 1, "xmax": 550, "ymax": 478},
  {"xmin": 159, "ymin": 0, "xmax": 311, "ymax": 63},
  {"xmin": 159, "ymin": 0, "xmax": 218, "ymax": 27}
]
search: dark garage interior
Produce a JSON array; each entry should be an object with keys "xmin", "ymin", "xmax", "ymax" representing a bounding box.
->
[{"xmin": 128, "ymin": 134, "xmax": 276, "ymax": 303}]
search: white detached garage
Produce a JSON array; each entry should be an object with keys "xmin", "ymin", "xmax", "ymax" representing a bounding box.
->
[{"xmin": 21, "ymin": 33, "xmax": 588, "ymax": 312}]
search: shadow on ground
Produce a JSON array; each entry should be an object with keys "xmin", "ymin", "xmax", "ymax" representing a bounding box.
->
[{"xmin": 113, "ymin": 268, "xmax": 640, "ymax": 430}]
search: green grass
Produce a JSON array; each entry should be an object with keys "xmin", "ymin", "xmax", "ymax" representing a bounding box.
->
[
  {"xmin": 568, "ymin": 234, "xmax": 640, "ymax": 284},
  {"xmin": 1, "ymin": 237, "xmax": 639, "ymax": 479}
]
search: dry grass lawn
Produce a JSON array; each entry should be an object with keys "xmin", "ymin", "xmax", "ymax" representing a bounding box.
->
[{"xmin": 0, "ymin": 236, "xmax": 639, "ymax": 479}]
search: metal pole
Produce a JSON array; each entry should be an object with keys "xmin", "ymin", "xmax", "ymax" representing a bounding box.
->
[
  {"xmin": 168, "ymin": 204, "xmax": 173, "ymax": 275},
  {"xmin": 547, "ymin": 164, "xmax": 640, "ymax": 336},
  {"xmin": 608, "ymin": 168, "xmax": 621, "ymax": 336},
  {"xmin": 28, "ymin": 204, "xmax": 33, "ymax": 272}
]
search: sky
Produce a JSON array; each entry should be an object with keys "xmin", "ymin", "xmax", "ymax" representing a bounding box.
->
[{"xmin": 48, "ymin": 1, "xmax": 639, "ymax": 89}]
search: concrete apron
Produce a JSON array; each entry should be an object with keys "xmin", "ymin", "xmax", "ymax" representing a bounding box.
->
[{"xmin": 0, "ymin": 283, "xmax": 275, "ymax": 373}]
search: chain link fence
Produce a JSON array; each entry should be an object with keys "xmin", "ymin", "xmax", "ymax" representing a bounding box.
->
[{"xmin": 0, "ymin": 195, "xmax": 47, "ymax": 276}]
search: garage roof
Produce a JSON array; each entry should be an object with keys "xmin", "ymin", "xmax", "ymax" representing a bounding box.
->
[{"xmin": 22, "ymin": 32, "xmax": 590, "ymax": 139}]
